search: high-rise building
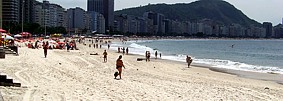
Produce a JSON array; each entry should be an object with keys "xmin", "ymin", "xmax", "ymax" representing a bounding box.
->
[
  {"xmin": 87, "ymin": 0, "xmax": 114, "ymax": 31},
  {"xmin": 143, "ymin": 11, "xmax": 165, "ymax": 34},
  {"xmin": 49, "ymin": 4, "xmax": 65, "ymax": 27},
  {"xmin": 273, "ymin": 24, "xmax": 283, "ymax": 38},
  {"xmin": 0, "ymin": 0, "xmax": 2, "ymax": 28},
  {"xmin": 67, "ymin": 7, "xmax": 88, "ymax": 34},
  {"xmin": 34, "ymin": 1, "xmax": 66, "ymax": 28},
  {"xmin": 114, "ymin": 14, "xmax": 129, "ymax": 33},
  {"xmin": 263, "ymin": 22, "xmax": 273, "ymax": 38},
  {"xmin": 19, "ymin": 0, "xmax": 35, "ymax": 24},
  {"xmin": 2, "ymin": 0, "xmax": 20, "ymax": 24},
  {"xmin": 34, "ymin": 1, "xmax": 43, "ymax": 26},
  {"xmin": 87, "ymin": 11, "xmax": 105, "ymax": 33}
]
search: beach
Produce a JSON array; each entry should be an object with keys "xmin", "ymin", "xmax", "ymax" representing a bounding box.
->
[{"xmin": 1, "ymin": 39, "xmax": 283, "ymax": 101}]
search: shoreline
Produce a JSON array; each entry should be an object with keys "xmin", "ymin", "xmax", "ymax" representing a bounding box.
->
[
  {"xmin": 109, "ymin": 45, "xmax": 283, "ymax": 86},
  {"xmin": 127, "ymin": 36, "xmax": 283, "ymax": 41},
  {"xmin": 0, "ymin": 38, "xmax": 283, "ymax": 100},
  {"xmin": 111, "ymin": 38, "xmax": 283, "ymax": 84}
]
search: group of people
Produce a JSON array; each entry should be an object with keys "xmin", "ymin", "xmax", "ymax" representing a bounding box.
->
[
  {"xmin": 70, "ymin": 38, "xmax": 194, "ymax": 80},
  {"xmin": 102, "ymin": 49, "xmax": 125, "ymax": 79},
  {"xmin": 145, "ymin": 51, "xmax": 151, "ymax": 62},
  {"xmin": 145, "ymin": 50, "xmax": 193, "ymax": 67},
  {"xmin": 66, "ymin": 40, "xmax": 77, "ymax": 51},
  {"xmin": 154, "ymin": 51, "xmax": 161, "ymax": 59},
  {"xmin": 118, "ymin": 47, "xmax": 129, "ymax": 55}
]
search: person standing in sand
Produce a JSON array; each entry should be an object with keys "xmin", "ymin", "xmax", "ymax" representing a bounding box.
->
[
  {"xmin": 186, "ymin": 55, "xmax": 193, "ymax": 67},
  {"xmin": 118, "ymin": 47, "xmax": 120, "ymax": 53},
  {"xmin": 145, "ymin": 51, "xmax": 148, "ymax": 62},
  {"xmin": 147, "ymin": 51, "xmax": 151, "ymax": 61},
  {"xmin": 116, "ymin": 55, "xmax": 125, "ymax": 79},
  {"xmin": 103, "ymin": 50, "xmax": 108, "ymax": 62},
  {"xmin": 122, "ymin": 47, "xmax": 125, "ymax": 55},
  {"xmin": 155, "ymin": 51, "xmax": 158, "ymax": 59},
  {"xmin": 43, "ymin": 42, "xmax": 48, "ymax": 58},
  {"xmin": 108, "ymin": 44, "xmax": 110, "ymax": 50},
  {"xmin": 126, "ymin": 47, "xmax": 129, "ymax": 55}
]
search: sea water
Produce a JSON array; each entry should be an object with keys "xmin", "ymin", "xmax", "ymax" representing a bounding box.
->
[{"xmin": 108, "ymin": 39, "xmax": 283, "ymax": 74}]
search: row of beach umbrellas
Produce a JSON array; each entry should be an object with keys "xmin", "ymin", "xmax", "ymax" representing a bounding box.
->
[{"xmin": 1, "ymin": 30, "xmax": 31, "ymax": 40}]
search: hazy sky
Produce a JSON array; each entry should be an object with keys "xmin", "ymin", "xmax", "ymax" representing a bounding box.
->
[{"xmin": 47, "ymin": 0, "xmax": 283, "ymax": 25}]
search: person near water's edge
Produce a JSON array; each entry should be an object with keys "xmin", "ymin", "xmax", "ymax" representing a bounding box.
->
[
  {"xmin": 126, "ymin": 47, "xmax": 129, "ymax": 55},
  {"xmin": 118, "ymin": 47, "xmax": 120, "ymax": 53},
  {"xmin": 122, "ymin": 47, "xmax": 125, "ymax": 55},
  {"xmin": 186, "ymin": 55, "xmax": 193, "ymax": 68},
  {"xmin": 155, "ymin": 51, "xmax": 158, "ymax": 59},
  {"xmin": 116, "ymin": 55, "xmax": 125, "ymax": 79}
]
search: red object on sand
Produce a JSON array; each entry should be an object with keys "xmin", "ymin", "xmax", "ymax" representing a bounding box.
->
[
  {"xmin": 57, "ymin": 42, "xmax": 65, "ymax": 44},
  {"xmin": 20, "ymin": 32, "xmax": 31, "ymax": 37},
  {"xmin": 0, "ymin": 29, "xmax": 7, "ymax": 33}
]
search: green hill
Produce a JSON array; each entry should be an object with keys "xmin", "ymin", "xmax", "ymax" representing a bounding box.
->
[{"xmin": 115, "ymin": 0, "xmax": 261, "ymax": 27}]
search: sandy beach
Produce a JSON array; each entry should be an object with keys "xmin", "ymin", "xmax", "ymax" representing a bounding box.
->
[{"xmin": 1, "ymin": 39, "xmax": 283, "ymax": 101}]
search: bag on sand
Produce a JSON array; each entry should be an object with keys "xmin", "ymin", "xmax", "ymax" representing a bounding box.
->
[{"xmin": 114, "ymin": 72, "xmax": 119, "ymax": 78}]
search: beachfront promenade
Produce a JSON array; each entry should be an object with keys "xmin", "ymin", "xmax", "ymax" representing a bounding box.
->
[{"xmin": 0, "ymin": 38, "xmax": 283, "ymax": 100}]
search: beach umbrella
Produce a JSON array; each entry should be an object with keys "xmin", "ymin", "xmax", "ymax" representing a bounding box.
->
[
  {"xmin": 1, "ymin": 35, "xmax": 14, "ymax": 40},
  {"xmin": 20, "ymin": 32, "xmax": 31, "ymax": 37},
  {"xmin": 14, "ymin": 34, "xmax": 22, "ymax": 38},
  {"xmin": 0, "ymin": 29, "xmax": 7, "ymax": 33},
  {"xmin": 48, "ymin": 40, "xmax": 57, "ymax": 44},
  {"xmin": 20, "ymin": 32, "xmax": 31, "ymax": 35}
]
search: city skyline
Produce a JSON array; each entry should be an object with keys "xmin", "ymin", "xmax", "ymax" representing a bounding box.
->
[{"xmin": 47, "ymin": 0, "xmax": 283, "ymax": 25}]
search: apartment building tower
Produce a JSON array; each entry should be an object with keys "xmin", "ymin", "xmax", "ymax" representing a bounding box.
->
[{"xmin": 87, "ymin": 0, "xmax": 114, "ymax": 31}]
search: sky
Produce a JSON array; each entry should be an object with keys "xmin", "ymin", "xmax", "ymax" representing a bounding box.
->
[{"xmin": 47, "ymin": 0, "xmax": 283, "ymax": 25}]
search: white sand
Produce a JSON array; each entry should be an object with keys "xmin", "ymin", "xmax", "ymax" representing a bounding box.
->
[{"xmin": 1, "ymin": 40, "xmax": 283, "ymax": 101}]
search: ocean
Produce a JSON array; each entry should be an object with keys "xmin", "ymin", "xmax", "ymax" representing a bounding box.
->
[{"xmin": 108, "ymin": 39, "xmax": 283, "ymax": 74}]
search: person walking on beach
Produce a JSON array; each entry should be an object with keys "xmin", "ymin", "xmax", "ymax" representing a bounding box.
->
[
  {"xmin": 155, "ymin": 51, "xmax": 158, "ymax": 59},
  {"xmin": 43, "ymin": 42, "xmax": 48, "ymax": 58},
  {"xmin": 103, "ymin": 50, "xmax": 108, "ymax": 62},
  {"xmin": 118, "ymin": 47, "xmax": 120, "ymax": 53},
  {"xmin": 146, "ymin": 51, "xmax": 151, "ymax": 62},
  {"xmin": 126, "ymin": 47, "xmax": 129, "ymax": 55},
  {"xmin": 66, "ymin": 43, "xmax": 70, "ymax": 52},
  {"xmin": 122, "ymin": 47, "xmax": 125, "ymax": 55},
  {"xmin": 145, "ymin": 51, "xmax": 148, "ymax": 62},
  {"xmin": 116, "ymin": 55, "xmax": 125, "ymax": 79},
  {"xmin": 35, "ymin": 40, "xmax": 39, "ymax": 49},
  {"xmin": 108, "ymin": 44, "xmax": 110, "ymax": 50},
  {"xmin": 186, "ymin": 55, "xmax": 193, "ymax": 67},
  {"xmin": 160, "ymin": 53, "xmax": 162, "ymax": 58}
]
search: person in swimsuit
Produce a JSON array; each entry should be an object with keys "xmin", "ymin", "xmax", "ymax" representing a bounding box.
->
[
  {"xmin": 186, "ymin": 55, "xmax": 193, "ymax": 68},
  {"xmin": 103, "ymin": 50, "xmax": 108, "ymax": 62},
  {"xmin": 116, "ymin": 55, "xmax": 125, "ymax": 79}
]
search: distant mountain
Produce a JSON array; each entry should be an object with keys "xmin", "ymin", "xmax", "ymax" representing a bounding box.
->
[{"xmin": 115, "ymin": 0, "xmax": 261, "ymax": 27}]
